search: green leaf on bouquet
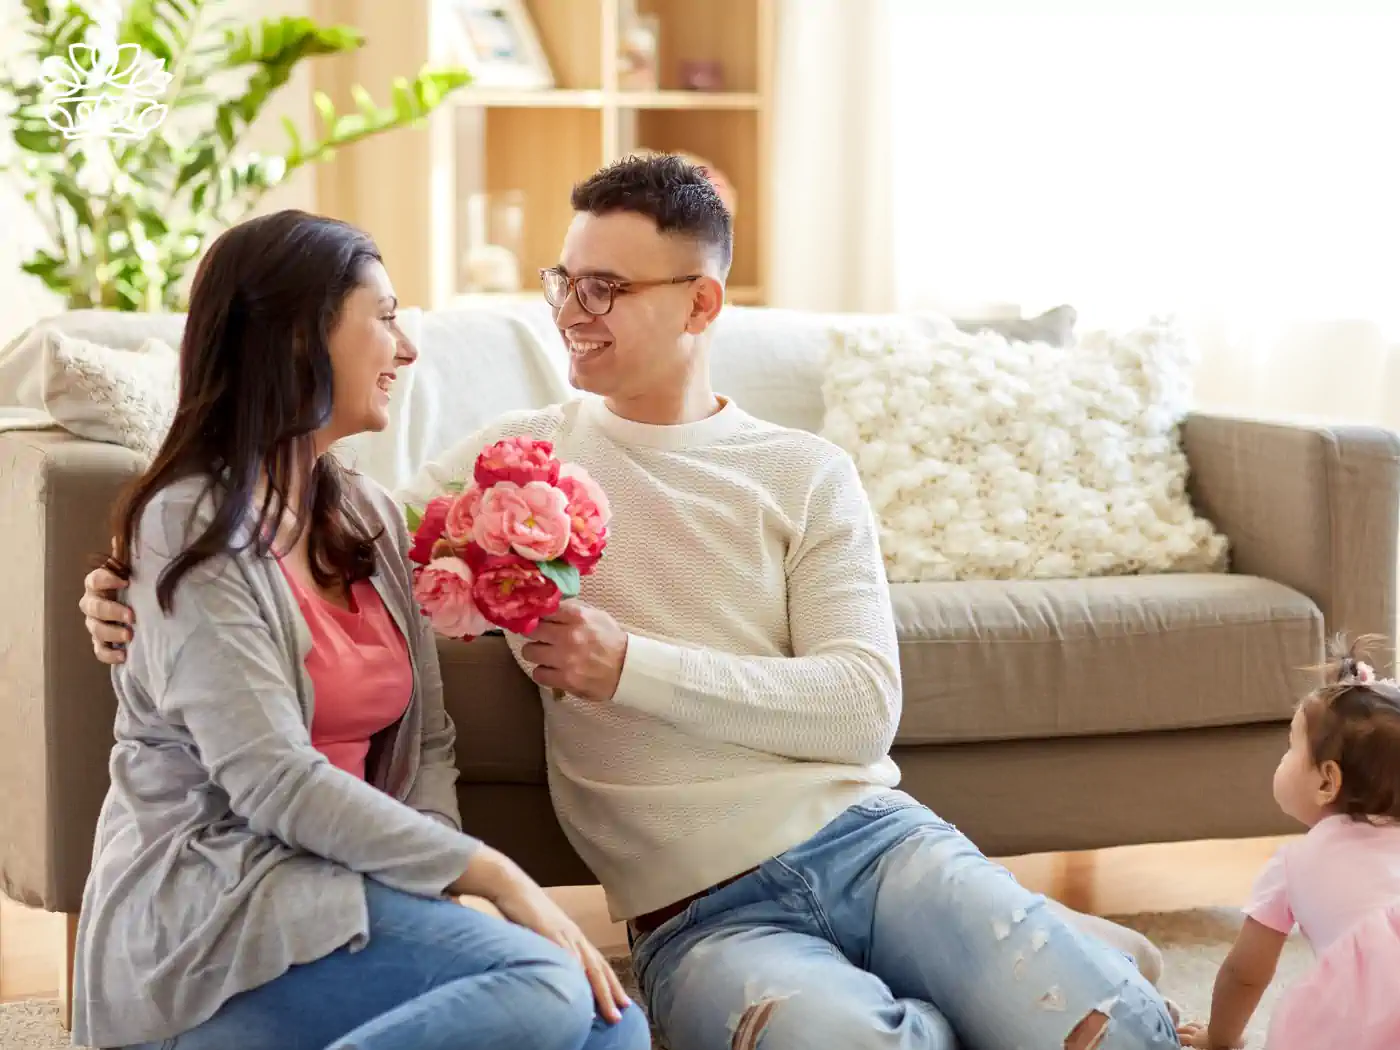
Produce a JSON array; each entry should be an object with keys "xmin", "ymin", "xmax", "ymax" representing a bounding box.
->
[
  {"xmin": 539, "ymin": 558, "xmax": 580, "ymax": 598},
  {"xmin": 404, "ymin": 504, "xmax": 423, "ymax": 532}
]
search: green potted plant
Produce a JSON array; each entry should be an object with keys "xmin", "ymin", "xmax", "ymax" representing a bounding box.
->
[{"xmin": 0, "ymin": 0, "xmax": 472, "ymax": 312}]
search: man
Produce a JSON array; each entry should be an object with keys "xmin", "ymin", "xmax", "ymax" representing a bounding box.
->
[{"xmin": 83, "ymin": 154, "xmax": 1179, "ymax": 1049}]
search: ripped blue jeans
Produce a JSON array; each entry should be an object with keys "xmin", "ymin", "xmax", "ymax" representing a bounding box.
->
[{"xmin": 630, "ymin": 790, "xmax": 1179, "ymax": 1050}]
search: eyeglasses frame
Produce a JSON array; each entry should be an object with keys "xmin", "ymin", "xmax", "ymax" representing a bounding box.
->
[{"xmin": 538, "ymin": 267, "xmax": 702, "ymax": 316}]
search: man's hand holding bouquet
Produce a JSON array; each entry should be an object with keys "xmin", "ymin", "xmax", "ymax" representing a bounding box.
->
[{"xmin": 405, "ymin": 437, "xmax": 627, "ymax": 700}]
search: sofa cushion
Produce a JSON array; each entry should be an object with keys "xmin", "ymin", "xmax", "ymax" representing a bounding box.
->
[
  {"xmin": 892, "ymin": 573, "xmax": 1323, "ymax": 745},
  {"xmin": 819, "ymin": 316, "xmax": 1230, "ymax": 584},
  {"xmin": 40, "ymin": 331, "xmax": 178, "ymax": 459},
  {"xmin": 440, "ymin": 574, "xmax": 1324, "ymax": 781}
]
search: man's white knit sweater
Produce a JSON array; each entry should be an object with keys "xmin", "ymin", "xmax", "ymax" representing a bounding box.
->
[{"xmin": 398, "ymin": 395, "xmax": 903, "ymax": 920}]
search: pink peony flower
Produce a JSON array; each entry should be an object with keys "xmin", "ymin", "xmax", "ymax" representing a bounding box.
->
[
  {"xmin": 557, "ymin": 467, "xmax": 609, "ymax": 575},
  {"xmin": 444, "ymin": 484, "xmax": 483, "ymax": 547},
  {"xmin": 559, "ymin": 463, "xmax": 611, "ymax": 524},
  {"xmin": 472, "ymin": 481, "xmax": 571, "ymax": 562},
  {"xmin": 469, "ymin": 551, "xmax": 561, "ymax": 635},
  {"xmin": 408, "ymin": 495, "xmax": 453, "ymax": 567},
  {"xmin": 413, "ymin": 557, "xmax": 492, "ymax": 640},
  {"xmin": 474, "ymin": 437, "xmax": 561, "ymax": 489}
]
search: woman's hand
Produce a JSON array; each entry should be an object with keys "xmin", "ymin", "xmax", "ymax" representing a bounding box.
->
[
  {"xmin": 450, "ymin": 848, "xmax": 632, "ymax": 1024},
  {"xmin": 490, "ymin": 878, "xmax": 632, "ymax": 1024}
]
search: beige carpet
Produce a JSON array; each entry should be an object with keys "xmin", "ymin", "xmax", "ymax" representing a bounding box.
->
[
  {"xmin": 1117, "ymin": 908, "xmax": 1312, "ymax": 1047},
  {"xmin": 0, "ymin": 908, "xmax": 1312, "ymax": 1049}
]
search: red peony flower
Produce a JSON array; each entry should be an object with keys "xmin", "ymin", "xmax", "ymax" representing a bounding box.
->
[
  {"xmin": 408, "ymin": 495, "xmax": 454, "ymax": 566},
  {"xmin": 468, "ymin": 550, "xmax": 561, "ymax": 635},
  {"xmin": 474, "ymin": 436, "xmax": 561, "ymax": 489}
]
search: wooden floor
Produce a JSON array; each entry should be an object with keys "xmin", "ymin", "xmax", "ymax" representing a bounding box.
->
[{"xmin": 0, "ymin": 836, "xmax": 1289, "ymax": 1004}]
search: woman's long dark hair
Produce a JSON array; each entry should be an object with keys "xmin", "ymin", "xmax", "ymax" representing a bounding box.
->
[{"xmin": 109, "ymin": 209, "xmax": 383, "ymax": 611}]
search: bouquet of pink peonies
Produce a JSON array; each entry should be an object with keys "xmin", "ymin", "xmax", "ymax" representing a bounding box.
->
[{"xmin": 406, "ymin": 437, "xmax": 610, "ymax": 639}]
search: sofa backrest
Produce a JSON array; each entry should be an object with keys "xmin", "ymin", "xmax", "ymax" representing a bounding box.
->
[
  {"xmin": 340, "ymin": 300, "xmax": 882, "ymax": 489},
  {"xmin": 4, "ymin": 294, "xmax": 1000, "ymax": 497},
  {"xmin": 4, "ymin": 299, "xmax": 911, "ymax": 492}
]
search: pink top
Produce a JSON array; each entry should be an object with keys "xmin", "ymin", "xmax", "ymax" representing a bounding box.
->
[
  {"xmin": 278, "ymin": 563, "xmax": 413, "ymax": 779},
  {"xmin": 1245, "ymin": 813, "xmax": 1400, "ymax": 951}
]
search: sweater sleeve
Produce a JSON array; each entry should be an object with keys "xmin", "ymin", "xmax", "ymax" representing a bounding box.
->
[
  {"xmin": 611, "ymin": 451, "xmax": 903, "ymax": 765},
  {"xmin": 133, "ymin": 491, "xmax": 481, "ymax": 898}
]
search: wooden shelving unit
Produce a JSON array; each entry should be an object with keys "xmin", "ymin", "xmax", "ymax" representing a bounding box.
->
[{"xmin": 312, "ymin": 0, "xmax": 774, "ymax": 312}]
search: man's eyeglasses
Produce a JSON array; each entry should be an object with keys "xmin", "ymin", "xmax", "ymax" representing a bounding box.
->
[{"xmin": 539, "ymin": 268, "xmax": 700, "ymax": 316}]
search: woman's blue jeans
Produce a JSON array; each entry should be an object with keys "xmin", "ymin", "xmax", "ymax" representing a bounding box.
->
[{"xmin": 128, "ymin": 879, "xmax": 651, "ymax": 1050}]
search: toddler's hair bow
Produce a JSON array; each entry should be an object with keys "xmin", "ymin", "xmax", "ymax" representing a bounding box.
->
[{"xmin": 1355, "ymin": 660, "xmax": 1376, "ymax": 683}]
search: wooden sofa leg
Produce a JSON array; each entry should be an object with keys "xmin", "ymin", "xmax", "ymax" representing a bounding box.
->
[{"xmin": 58, "ymin": 912, "xmax": 78, "ymax": 1031}]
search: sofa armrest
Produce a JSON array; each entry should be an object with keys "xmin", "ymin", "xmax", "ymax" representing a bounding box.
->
[
  {"xmin": 1183, "ymin": 412, "xmax": 1400, "ymax": 669},
  {"xmin": 0, "ymin": 429, "xmax": 144, "ymax": 912}
]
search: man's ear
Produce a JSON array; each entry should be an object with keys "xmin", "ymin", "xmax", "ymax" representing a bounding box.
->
[
  {"xmin": 1316, "ymin": 759, "xmax": 1343, "ymax": 806},
  {"xmin": 684, "ymin": 276, "xmax": 725, "ymax": 334}
]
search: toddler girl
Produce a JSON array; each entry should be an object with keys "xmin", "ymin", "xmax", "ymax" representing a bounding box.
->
[{"xmin": 1178, "ymin": 635, "xmax": 1400, "ymax": 1049}]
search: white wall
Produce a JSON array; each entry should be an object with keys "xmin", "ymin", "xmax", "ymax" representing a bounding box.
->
[
  {"xmin": 0, "ymin": 0, "xmax": 315, "ymax": 345},
  {"xmin": 881, "ymin": 8, "xmax": 1400, "ymax": 430}
]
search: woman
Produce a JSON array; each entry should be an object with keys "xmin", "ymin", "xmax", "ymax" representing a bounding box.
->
[{"xmin": 70, "ymin": 210, "xmax": 649, "ymax": 1050}]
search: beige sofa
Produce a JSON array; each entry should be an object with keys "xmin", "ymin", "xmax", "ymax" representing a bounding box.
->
[{"xmin": 2, "ymin": 304, "xmax": 1398, "ymax": 1009}]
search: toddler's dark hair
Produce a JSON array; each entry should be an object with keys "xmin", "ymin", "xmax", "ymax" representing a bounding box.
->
[{"xmin": 1301, "ymin": 634, "xmax": 1400, "ymax": 823}]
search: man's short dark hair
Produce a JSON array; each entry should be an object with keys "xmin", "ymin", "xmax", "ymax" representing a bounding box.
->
[{"xmin": 570, "ymin": 153, "xmax": 733, "ymax": 275}]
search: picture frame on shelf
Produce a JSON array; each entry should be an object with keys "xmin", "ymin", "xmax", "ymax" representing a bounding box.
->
[{"xmin": 440, "ymin": 0, "xmax": 554, "ymax": 90}]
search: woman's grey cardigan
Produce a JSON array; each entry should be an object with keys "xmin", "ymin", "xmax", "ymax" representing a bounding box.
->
[{"xmin": 71, "ymin": 473, "xmax": 482, "ymax": 1049}]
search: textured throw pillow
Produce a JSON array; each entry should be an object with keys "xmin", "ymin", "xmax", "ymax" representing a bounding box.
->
[
  {"xmin": 40, "ymin": 329, "xmax": 178, "ymax": 459},
  {"xmin": 820, "ymin": 315, "xmax": 1229, "ymax": 583}
]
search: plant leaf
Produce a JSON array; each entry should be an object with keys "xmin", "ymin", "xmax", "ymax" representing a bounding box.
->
[
  {"xmin": 13, "ymin": 125, "xmax": 63, "ymax": 153},
  {"xmin": 22, "ymin": 1, "xmax": 52, "ymax": 30},
  {"xmin": 287, "ymin": 68, "xmax": 472, "ymax": 173},
  {"xmin": 539, "ymin": 559, "xmax": 580, "ymax": 599},
  {"xmin": 405, "ymin": 505, "xmax": 423, "ymax": 532},
  {"xmin": 49, "ymin": 168, "xmax": 94, "ymax": 226},
  {"xmin": 7, "ymin": 6, "xmax": 471, "ymax": 312},
  {"xmin": 280, "ymin": 114, "xmax": 302, "ymax": 162}
]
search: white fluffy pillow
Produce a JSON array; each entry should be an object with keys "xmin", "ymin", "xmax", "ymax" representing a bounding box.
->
[
  {"xmin": 820, "ymin": 316, "xmax": 1229, "ymax": 583},
  {"xmin": 40, "ymin": 330, "xmax": 178, "ymax": 460}
]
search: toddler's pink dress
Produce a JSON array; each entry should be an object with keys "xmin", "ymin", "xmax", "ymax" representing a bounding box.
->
[{"xmin": 1243, "ymin": 813, "xmax": 1400, "ymax": 1049}]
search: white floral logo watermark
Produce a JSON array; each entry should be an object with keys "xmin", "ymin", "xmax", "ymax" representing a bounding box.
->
[{"xmin": 38, "ymin": 1, "xmax": 171, "ymax": 141}]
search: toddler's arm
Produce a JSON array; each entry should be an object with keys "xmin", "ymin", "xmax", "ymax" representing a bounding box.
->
[{"xmin": 1184, "ymin": 917, "xmax": 1288, "ymax": 1048}]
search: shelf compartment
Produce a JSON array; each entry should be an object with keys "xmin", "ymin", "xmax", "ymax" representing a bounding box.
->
[
  {"xmin": 630, "ymin": 108, "xmax": 762, "ymax": 289},
  {"xmin": 453, "ymin": 106, "xmax": 605, "ymax": 298},
  {"xmin": 526, "ymin": 0, "xmax": 604, "ymax": 90},
  {"xmin": 635, "ymin": 0, "xmax": 760, "ymax": 93}
]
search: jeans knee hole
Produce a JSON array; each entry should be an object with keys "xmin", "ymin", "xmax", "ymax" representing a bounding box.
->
[
  {"xmin": 731, "ymin": 996, "xmax": 787, "ymax": 1050},
  {"xmin": 1065, "ymin": 1009, "xmax": 1110, "ymax": 1050}
]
